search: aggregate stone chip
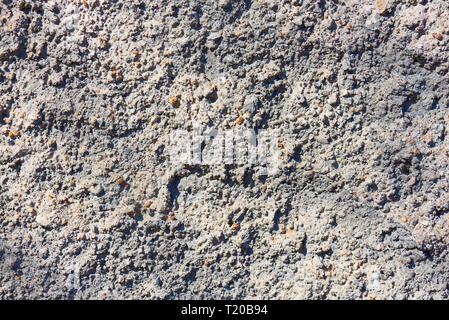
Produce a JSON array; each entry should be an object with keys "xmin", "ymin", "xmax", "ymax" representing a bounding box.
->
[{"xmin": 1, "ymin": 0, "xmax": 449, "ymax": 299}]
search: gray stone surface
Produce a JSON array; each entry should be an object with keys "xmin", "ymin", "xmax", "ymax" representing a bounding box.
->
[{"xmin": 0, "ymin": 0, "xmax": 448, "ymax": 299}]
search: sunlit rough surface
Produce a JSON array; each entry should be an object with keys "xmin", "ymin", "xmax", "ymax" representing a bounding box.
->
[{"xmin": 0, "ymin": 0, "xmax": 448, "ymax": 299}]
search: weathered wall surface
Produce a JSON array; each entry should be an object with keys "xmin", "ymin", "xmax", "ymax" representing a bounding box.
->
[{"xmin": 0, "ymin": 0, "xmax": 448, "ymax": 299}]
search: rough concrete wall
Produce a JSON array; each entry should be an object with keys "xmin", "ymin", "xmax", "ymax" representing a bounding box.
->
[{"xmin": 0, "ymin": 0, "xmax": 448, "ymax": 299}]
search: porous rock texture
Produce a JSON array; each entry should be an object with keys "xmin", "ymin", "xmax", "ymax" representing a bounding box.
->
[{"xmin": 1, "ymin": 0, "xmax": 449, "ymax": 299}]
